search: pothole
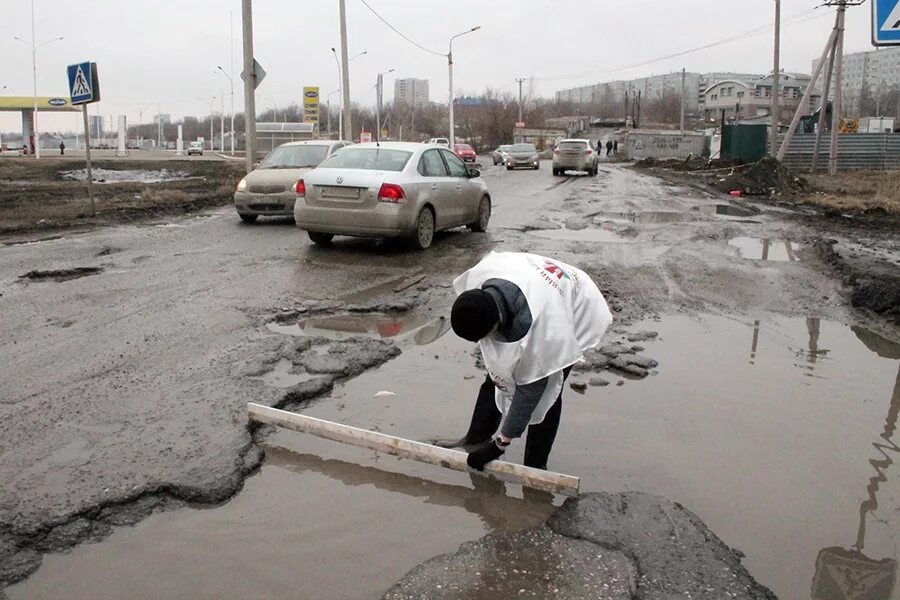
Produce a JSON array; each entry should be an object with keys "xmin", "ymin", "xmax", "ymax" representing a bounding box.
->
[
  {"xmin": 528, "ymin": 227, "xmax": 626, "ymax": 243},
  {"xmin": 728, "ymin": 237, "xmax": 802, "ymax": 262},
  {"xmin": 19, "ymin": 267, "xmax": 103, "ymax": 282},
  {"xmin": 592, "ymin": 211, "xmax": 692, "ymax": 224},
  {"xmin": 256, "ymin": 359, "xmax": 319, "ymax": 389},
  {"xmin": 267, "ymin": 313, "xmax": 449, "ymax": 345},
  {"xmin": 60, "ymin": 168, "xmax": 194, "ymax": 184},
  {"xmin": 698, "ymin": 204, "xmax": 758, "ymax": 218}
]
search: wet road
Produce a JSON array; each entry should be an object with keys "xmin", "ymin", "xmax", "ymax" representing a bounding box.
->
[{"xmin": 3, "ymin": 159, "xmax": 899, "ymax": 599}]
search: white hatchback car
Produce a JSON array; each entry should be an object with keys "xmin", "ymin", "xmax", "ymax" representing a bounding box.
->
[{"xmin": 552, "ymin": 139, "xmax": 599, "ymax": 176}]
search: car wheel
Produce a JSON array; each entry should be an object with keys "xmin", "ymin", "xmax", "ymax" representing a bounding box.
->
[
  {"xmin": 239, "ymin": 214, "xmax": 258, "ymax": 223},
  {"xmin": 410, "ymin": 207, "xmax": 435, "ymax": 250},
  {"xmin": 506, "ymin": 165, "xmax": 512, "ymax": 171},
  {"xmin": 534, "ymin": 164, "xmax": 540, "ymax": 170},
  {"xmin": 468, "ymin": 196, "xmax": 491, "ymax": 232},
  {"xmin": 308, "ymin": 231, "xmax": 334, "ymax": 246}
]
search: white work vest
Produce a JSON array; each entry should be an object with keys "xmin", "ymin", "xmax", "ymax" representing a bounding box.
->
[{"xmin": 453, "ymin": 252, "xmax": 613, "ymax": 424}]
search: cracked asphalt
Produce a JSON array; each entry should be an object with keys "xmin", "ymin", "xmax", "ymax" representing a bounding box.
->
[{"xmin": 2, "ymin": 159, "xmax": 898, "ymax": 598}]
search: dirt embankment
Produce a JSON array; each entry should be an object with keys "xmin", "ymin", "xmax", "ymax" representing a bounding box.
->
[
  {"xmin": 0, "ymin": 158, "xmax": 245, "ymax": 234},
  {"xmin": 634, "ymin": 156, "xmax": 900, "ymax": 214},
  {"xmin": 633, "ymin": 158, "xmax": 900, "ymax": 325}
]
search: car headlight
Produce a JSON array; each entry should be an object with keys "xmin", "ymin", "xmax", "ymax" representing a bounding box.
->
[{"xmin": 236, "ymin": 178, "xmax": 247, "ymax": 192}]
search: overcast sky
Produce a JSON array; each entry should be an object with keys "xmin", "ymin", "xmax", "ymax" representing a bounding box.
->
[{"xmin": 0, "ymin": 0, "xmax": 880, "ymax": 133}]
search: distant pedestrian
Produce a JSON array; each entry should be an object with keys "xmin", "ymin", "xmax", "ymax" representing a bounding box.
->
[
  {"xmin": 613, "ymin": 140, "xmax": 618, "ymax": 155},
  {"xmin": 597, "ymin": 139, "xmax": 603, "ymax": 152},
  {"xmin": 59, "ymin": 141, "xmax": 65, "ymax": 156},
  {"xmin": 605, "ymin": 140, "xmax": 613, "ymax": 156}
]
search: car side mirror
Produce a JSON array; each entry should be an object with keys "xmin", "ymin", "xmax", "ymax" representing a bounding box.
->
[{"xmin": 467, "ymin": 167, "xmax": 480, "ymax": 178}]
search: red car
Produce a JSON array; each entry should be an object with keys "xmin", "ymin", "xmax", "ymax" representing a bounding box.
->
[{"xmin": 453, "ymin": 143, "xmax": 477, "ymax": 163}]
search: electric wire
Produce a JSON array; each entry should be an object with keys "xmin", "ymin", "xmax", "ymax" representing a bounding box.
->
[
  {"xmin": 532, "ymin": 6, "xmax": 831, "ymax": 83},
  {"xmin": 357, "ymin": 0, "xmax": 445, "ymax": 57}
]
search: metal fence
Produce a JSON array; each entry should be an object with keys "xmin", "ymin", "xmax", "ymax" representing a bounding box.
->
[{"xmin": 779, "ymin": 133, "xmax": 900, "ymax": 172}]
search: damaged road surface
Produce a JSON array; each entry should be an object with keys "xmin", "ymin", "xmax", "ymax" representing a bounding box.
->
[{"xmin": 3, "ymin": 162, "xmax": 899, "ymax": 599}]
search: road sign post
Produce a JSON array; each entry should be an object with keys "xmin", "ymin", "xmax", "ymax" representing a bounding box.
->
[
  {"xmin": 67, "ymin": 61, "xmax": 100, "ymax": 216},
  {"xmin": 873, "ymin": 0, "xmax": 900, "ymax": 46}
]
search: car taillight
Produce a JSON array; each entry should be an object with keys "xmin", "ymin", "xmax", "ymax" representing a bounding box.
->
[
  {"xmin": 295, "ymin": 179, "xmax": 306, "ymax": 196},
  {"xmin": 585, "ymin": 150, "xmax": 593, "ymax": 155},
  {"xmin": 378, "ymin": 183, "xmax": 405, "ymax": 203}
]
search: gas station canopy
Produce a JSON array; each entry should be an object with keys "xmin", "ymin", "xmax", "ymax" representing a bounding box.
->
[{"xmin": 0, "ymin": 96, "xmax": 81, "ymax": 112}]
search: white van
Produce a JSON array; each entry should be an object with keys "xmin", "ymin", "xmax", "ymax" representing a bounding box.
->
[{"xmin": 187, "ymin": 141, "xmax": 204, "ymax": 156}]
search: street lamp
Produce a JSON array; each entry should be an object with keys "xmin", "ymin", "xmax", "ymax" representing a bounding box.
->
[
  {"xmin": 137, "ymin": 102, "xmax": 154, "ymax": 149},
  {"xmin": 216, "ymin": 65, "xmax": 235, "ymax": 154},
  {"xmin": 447, "ymin": 26, "xmax": 480, "ymax": 148},
  {"xmin": 197, "ymin": 96, "xmax": 216, "ymax": 150},
  {"xmin": 330, "ymin": 48, "xmax": 366, "ymax": 140},
  {"xmin": 375, "ymin": 68, "xmax": 395, "ymax": 143},
  {"xmin": 326, "ymin": 88, "xmax": 341, "ymax": 137},
  {"xmin": 14, "ymin": 0, "xmax": 63, "ymax": 160}
]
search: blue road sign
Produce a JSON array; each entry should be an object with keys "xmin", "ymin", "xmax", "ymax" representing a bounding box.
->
[
  {"xmin": 873, "ymin": 0, "xmax": 900, "ymax": 46},
  {"xmin": 67, "ymin": 62, "xmax": 100, "ymax": 104}
]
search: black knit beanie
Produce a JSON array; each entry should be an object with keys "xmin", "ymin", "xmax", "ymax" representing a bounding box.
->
[{"xmin": 451, "ymin": 289, "xmax": 499, "ymax": 342}]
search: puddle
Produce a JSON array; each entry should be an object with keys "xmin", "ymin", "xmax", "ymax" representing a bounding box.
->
[
  {"xmin": 528, "ymin": 227, "xmax": 626, "ymax": 243},
  {"xmin": 698, "ymin": 204, "xmax": 758, "ymax": 218},
  {"xmin": 267, "ymin": 313, "xmax": 448, "ymax": 346},
  {"xmin": 728, "ymin": 237, "xmax": 802, "ymax": 262},
  {"xmin": 19, "ymin": 267, "xmax": 103, "ymax": 282},
  {"xmin": 256, "ymin": 358, "xmax": 318, "ymax": 388},
  {"xmin": 592, "ymin": 211, "xmax": 692, "ymax": 224},
  {"xmin": 59, "ymin": 168, "xmax": 194, "ymax": 184},
  {"xmin": 2, "ymin": 235, "xmax": 65, "ymax": 247},
  {"xmin": 10, "ymin": 314, "xmax": 900, "ymax": 600}
]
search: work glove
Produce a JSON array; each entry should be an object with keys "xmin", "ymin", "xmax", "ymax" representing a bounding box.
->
[{"xmin": 466, "ymin": 438, "xmax": 506, "ymax": 471}]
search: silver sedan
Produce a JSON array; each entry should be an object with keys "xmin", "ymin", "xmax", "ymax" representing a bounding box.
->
[{"xmin": 294, "ymin": 142, "xmax": 492, "ymax": 250}]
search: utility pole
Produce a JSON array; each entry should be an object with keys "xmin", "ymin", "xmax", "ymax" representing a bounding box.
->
[
  {"xmin": 812, "ymin": 32, "xmax": 838, "ymax": 173},
  {"xmin": 339, "ymin": 0, "xmax": 352, "ymax": 141},
  {"xmin": 516, "ymin": 77, "xmax": 525, "ymax": 124},
  {"xmin": 776, "ymin": 0, "xmax": 861, "ymax": 170},
  {"xmin": 828, "ymin": 1, "xmax": 846, "ymax": 176},
  {"xmin": 770, "ymin": 0, "xmax": 781, "ymax": 156},
  {"xmin": 241, "ymin": 0, "xmax": 257, "ymax": 172},
  {"xmin": 680, "ymin": 68, "xmax": 686, "ymax": 133}
]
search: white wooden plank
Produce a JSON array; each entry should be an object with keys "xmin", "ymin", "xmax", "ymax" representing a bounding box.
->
[{"xmin": 247, "ymin": 403, "xmax": 580, "ymax": 497}]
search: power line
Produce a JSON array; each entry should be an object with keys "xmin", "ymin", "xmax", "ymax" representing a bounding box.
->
[
  {"xmin": 357, "ymin": 0, "xmax": 445, "ymax": 57},
  {"xmin": 532, "ymin": 7, "xmax": 830, "ymax": 83}
]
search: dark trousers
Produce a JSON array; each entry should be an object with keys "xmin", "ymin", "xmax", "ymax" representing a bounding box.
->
[{"xmin": 462, "ymin": 368, "xmax": 570, "ymax": 469}]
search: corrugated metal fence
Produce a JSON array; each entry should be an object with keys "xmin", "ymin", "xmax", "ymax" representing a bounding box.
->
[{"xmin": 778, "ymin": 133, "xmax": 900, "ymax": 172}]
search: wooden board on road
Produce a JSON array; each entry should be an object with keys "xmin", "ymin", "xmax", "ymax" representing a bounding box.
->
[{"xmin": 247, "ymin": 403, "xmax": 580, "ymax": 497}]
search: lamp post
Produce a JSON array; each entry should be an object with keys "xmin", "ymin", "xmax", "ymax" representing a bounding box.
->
[
  {"xmin": 447, "ymin": 26, "xmax": 480, "ymax": 148},
  {"xmin": 197, "ymin": 96, "xmax": 216, "ymax": 150},
  {"xmin": 216, "ymin": 65, "xmax": 235, "ymax": 154},
  {"xmin": 326, "ymin": 88, "xmax": 340, "ymax": 138},
  {"xmin": 137, "ymin": 102, "xmax": 154, "ymax": 149},
  {"xmin": 14, "ymin": 1, "xmax": 63, "ymax": 160},
  {"xmin": 375, "ymin": 68, "xmax": 395, "ymax": 143},
  {"xmin": 331, "ymin": 48, "xmax": 366, "ymax": 140}
]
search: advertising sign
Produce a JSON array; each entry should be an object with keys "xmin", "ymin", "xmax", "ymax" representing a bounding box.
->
[{"xmin": 303, "ymin": 87, "xmax": 320, "ymax": 127}]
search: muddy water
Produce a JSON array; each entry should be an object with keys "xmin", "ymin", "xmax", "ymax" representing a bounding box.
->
[
  {"xmin": 729, "ymin": 237, "xmax": 803, "ymax": 262},
  {"xmin": 9, "ymin": 314, "xmax": 899, "ymax": 600}
]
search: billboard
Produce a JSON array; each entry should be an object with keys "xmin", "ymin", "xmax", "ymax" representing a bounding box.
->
[{"xmin": 303, "ymin": 87, "xmax": 319, "ymax": 129}]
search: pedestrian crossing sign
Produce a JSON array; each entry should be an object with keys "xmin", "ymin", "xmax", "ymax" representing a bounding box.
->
[
  {"xmin": 67, "ymin": 61, "xmax": 100, "ymax": 104},
  {"xmin": 873, "ymin": 0, "xmax": 900, "ymax": 46}
]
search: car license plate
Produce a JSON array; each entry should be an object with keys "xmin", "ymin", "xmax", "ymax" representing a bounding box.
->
[{"xmin": 321, "ymin": 186, "xmax": 360, "ymax": 199}]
